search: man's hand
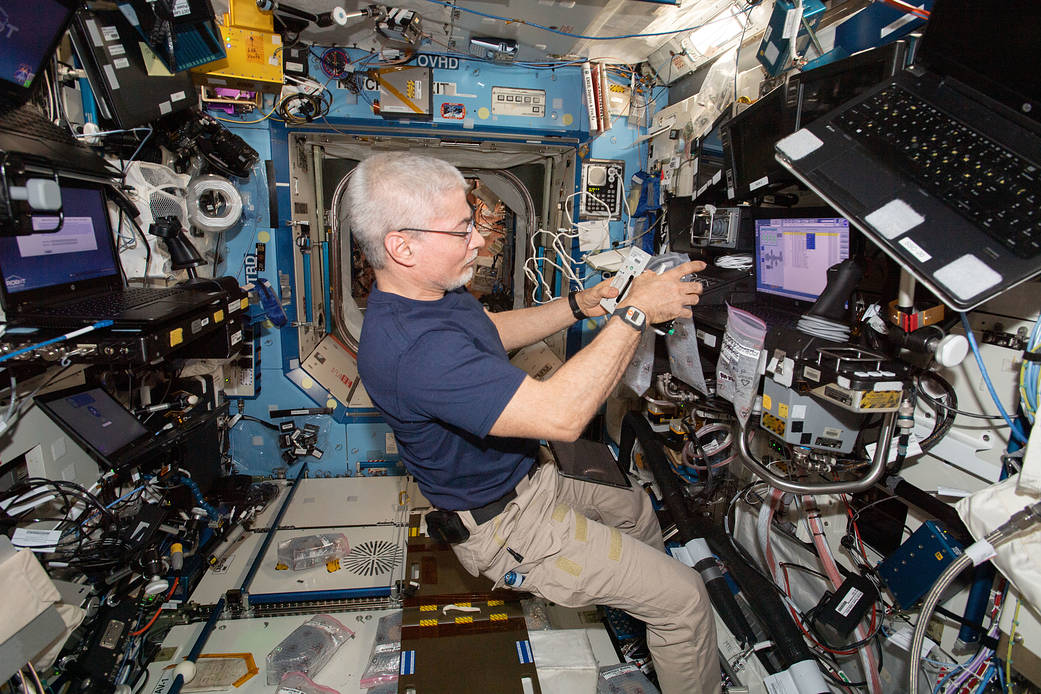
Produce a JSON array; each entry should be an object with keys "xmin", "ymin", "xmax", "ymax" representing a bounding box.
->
[
  {"xmin": 621, "ymin": 259, "xmax": 707, "ymax": 324},
  {"xmin": 573, "ymin": 277, "xmax": 619, "ymax": 318}
]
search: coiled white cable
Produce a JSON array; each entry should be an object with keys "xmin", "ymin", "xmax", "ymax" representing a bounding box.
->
[{"xmin": 187, "ymin": 175, "xmax": 243, "ymax": 233}]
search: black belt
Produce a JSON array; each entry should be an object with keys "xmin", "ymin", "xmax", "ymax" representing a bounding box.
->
[{"xmin": 469, "ymin": 464, "xmax": 537, "ymax": 525}]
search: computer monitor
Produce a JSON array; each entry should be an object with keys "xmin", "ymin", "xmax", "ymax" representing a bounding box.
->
[
  {"xmin": 36, "ymin": 385, "xmax": 151, "ymax": 463},
  {"xmin": 0, "ymin": 0, "xmax": 76, "ymax": 94},
  {"xmin": 720, "ymin": 86, "xmax": 798, "ymax": 202},
  {"xmin": 754, "ymin": 216, "xmax": 851, "ymax": 302}
]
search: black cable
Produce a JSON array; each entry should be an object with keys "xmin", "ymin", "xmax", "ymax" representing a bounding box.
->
[
  {"xmin": 240, "ymin": 414, "xmax": 279, "ymax": 431},
  {"xmin": 916, "ymin": 373, "xmax": 1007, "ymax": 420}
]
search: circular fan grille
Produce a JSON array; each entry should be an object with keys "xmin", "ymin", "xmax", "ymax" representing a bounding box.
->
[{"xmin": 342, "ymin": 540, "xmax": 402, "ymax": 577}]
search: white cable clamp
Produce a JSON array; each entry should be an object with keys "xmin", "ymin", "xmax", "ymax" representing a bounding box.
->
[{"xmin": 964, "ymin": 538, "xmax": 997, "ymax": 566}]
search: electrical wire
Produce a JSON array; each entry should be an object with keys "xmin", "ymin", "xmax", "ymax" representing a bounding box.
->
[
  {"xmin": 1019, "ymin": 317, "xmax": 1040, "ymax": 424},
  {"xmin": 419, "ymin": 0, "xmax": 757, "ymax": 40},
  {"xmin": 130, "ymin": 578, "xmax": 180, "ymax": 637},
  {"xmin": 1006, "ymin": 598, "xmax": 1021, "ymax": 692},
  {"xmin": 959, "ymin": 313, "xmax": 1029, "ymax": 445}
]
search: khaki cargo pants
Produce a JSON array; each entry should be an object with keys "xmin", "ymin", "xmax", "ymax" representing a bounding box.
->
[{"xmin": 451, "ymin": 461, "xmax": 720, "ymax": 694}]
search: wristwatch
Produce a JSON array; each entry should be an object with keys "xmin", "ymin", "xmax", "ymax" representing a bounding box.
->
[
  {"xmin": 567, "ymin": 290, "xmax": 586, "ymax": 321},
  {"xmin": 612, "ymin": 305, "xmax": 647, "ymax": 332}
]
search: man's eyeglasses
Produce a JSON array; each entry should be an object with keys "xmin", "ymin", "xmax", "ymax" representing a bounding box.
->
[{"xmin": 398, "ymin": 187, "xmax": 479, "ymax": 241}]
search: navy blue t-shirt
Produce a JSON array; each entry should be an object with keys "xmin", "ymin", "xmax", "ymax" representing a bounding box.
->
[{"xmin": 357, "ymin": 285, "xmax": 536, "ymax": 510}]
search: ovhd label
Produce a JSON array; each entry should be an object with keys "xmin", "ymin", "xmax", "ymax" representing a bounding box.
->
[{"xmin": 415, "ymin": 54, "xmax": 459, "ymax": 70}]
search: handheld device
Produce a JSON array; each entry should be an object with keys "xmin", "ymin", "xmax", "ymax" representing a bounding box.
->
[{"xmin": 599, "ymin": 246, "xmax": 652, "ymax": 313}]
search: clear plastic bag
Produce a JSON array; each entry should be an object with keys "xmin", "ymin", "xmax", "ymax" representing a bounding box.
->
[
  {"xmin": 276, "ymin": 533, "xmax": 349, "ymax": 571},
  {"xmin": 277, "ymin": 671, "xmax": 341, "ymax": 694},
  {"xmin": 715, "ymin": 305, "xmax": 767, "ymax": 424},
  {"xmin": 597, "ymin": 662, "xmax": 660, "ymax": 693},
  {"xmin": 266, "ymin": 614, "xmax": 354, "ymax": 685},
  {"xmin": 359, "ymin": 612, "xmax": 402, "ymax": 689}
]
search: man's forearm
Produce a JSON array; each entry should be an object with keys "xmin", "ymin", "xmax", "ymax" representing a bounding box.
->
[
  {"xmin": 489, "ymin": 315, "xmax": 641, "ymax": 441},
  {"xmin": 488, "ymin": 296, "xmax": 578, "ymax": 351}
]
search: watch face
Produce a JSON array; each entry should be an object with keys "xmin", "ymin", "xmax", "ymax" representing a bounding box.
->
[{"xmin": 617, "ymin": 305, "xmax": 646, "ymax": 329}]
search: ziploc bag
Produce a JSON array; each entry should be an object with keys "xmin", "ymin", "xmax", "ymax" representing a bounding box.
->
[
  {"xmin": 716, "ymin": 305, "xmax": 767, "ymax": 424},
  {"xmin": 266, "ymin": 614, "xmax": 353, "ymax": 685}
]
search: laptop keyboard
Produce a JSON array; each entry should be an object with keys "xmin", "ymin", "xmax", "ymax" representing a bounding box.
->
[
  {"xmin": 834, "ymin": 85, "xmax": 1041, "ymax": 259},
  {"xmin": 0, "ymin": 95, "xmax": 80, "ymax": 146},
  {"xmin": 34, "ymin": 288, "xmax": 184, "ymax": 318}
]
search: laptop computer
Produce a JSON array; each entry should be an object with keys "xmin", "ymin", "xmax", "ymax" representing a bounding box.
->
[
  {"xmin": 775, "ymin": 0, "xmax": 1041, "ymax": 311},
  {"xmin": 36, "ymin": 384, "xmax": 222, "ymax": 494},
  {"xmin": 35, "ymin": 383, "xmax": 153, "ymax": 470},
  {"xmin": 697, "ymin": 214, "xmax": 851, "ymax": 329},
  {"xmin": 0, "ymin": 0, "xmax": 115, "ymax": 178},
  {"xmin": 70, "ymin": 6, "xmax": 197, "ymax": 130},
  {"xmin": 0, "ymin": 181, "xmax": 224, "ymax": 327}
]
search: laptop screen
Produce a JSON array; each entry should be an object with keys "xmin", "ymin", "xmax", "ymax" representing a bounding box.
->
[
  {"xmin": 0, "ymin": 185, "xmax": 119, "ymax": 297},
  {"xmin": 721, "ymin": 86, "xmax": 797, "ymax": 201},
  {"xmin": 0, "ymin": 0, "xmax": 75, "ymax": 91},
  {"xmin": 918, "ymin": 0, "xmax": 1041, "ymax": 127},
  {"xmin": 38, "ymin": 386, "xmax": 150, "ymax": 458},
  {"xmin": 755, "ymin": 217, "xmax": 850, "ymax": 302}
]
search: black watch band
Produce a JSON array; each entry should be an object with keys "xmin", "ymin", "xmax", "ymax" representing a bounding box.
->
[{"xmin": 567, "ymin": 290, "xmax": 586, "ymax": 321}]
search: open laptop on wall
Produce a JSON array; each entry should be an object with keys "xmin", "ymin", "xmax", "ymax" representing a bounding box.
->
[
  {"xmin": 775, "ymin": 0, "xmax": 1041, "ymax": 311},
  {"xmin": 0, "ymin": 182, "xmax": 223, "ymax": 327},
  {"xmin": 751, "ymin": 215, "xmax": 852, "ymax": 321},
  {"xmin": 0, "ymin": 0, "xmax": 115, "ymax": 177}
]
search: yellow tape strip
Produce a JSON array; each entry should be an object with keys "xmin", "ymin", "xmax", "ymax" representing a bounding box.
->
[
  {"xmin": 552, "ymin": 504, "xmax": 568, "ymax": 523},
  {"xmin": 608, "ymin": 528, "xmax": 623, "ymax": 561},
  {"xmin": 490, "ymin": 613, "xmax": 508, "ymax": 621},
  {"xmin": 556, "ymin": 557, "xmax": 582, "ymax": 577},
  {"xmin": 377, "ymin": 76, "xmax": 424, "ymax": 114},
  {"xmin": 574, "ymin": 514, "xmax": 588, "ymax": 542},
  {"xmin": 419, "ymin": 618, "xmax": 438, "ymax": 627},
  {"xmin": 488, "ymin": 600, "xmax": 504, "ymax": 606},
  {"xmin": 455, "ymin": 616, "xmax": 474, "ymax": 624},
  {"xmin": 420, "ymin": 604, "xmax": 437, "ymax": 611}
]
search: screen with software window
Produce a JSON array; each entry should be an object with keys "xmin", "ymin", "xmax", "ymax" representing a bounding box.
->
[
  {"xmin": 0, "ymin": 185, "xmax": 118, "ymax": 295},
  {"xmin": 755, "ymin": 217, "xmax": 850, "ymax": 302},
  {"xmin": 0, "ymin": 0, "xmax": 72, "ymax": 89},
  {"xmin": 41, "ymin": 387, "xmax": 149, "ymax": 457}
]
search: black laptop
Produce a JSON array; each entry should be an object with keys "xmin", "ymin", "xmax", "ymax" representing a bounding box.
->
[
  {"xmin": 775, "ymin": 0, "xmax": 1041, "ymax": 311},
  {"xmin": 696, "ymin": 214, "xmax": 852, "ymax": 329},
  {"xmin": 35, "ymin": 384, "xmax": 154, "ymax": 470},
  {"xmin": 0, "ymin": 0, "xmax": 115, "ymax": 177},
  {"xmin": 0, "ymin": 181, "xmax": 224, "ymax": 327}
]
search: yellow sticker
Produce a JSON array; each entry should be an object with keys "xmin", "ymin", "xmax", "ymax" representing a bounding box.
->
[
  {"xmin": 574, "ymin": 514, "xmax": 588, "ymax": 542},
  {"xmin": 556, "ymin": 557, "xmax": 582, "ymax": 576},
  {"xmin": 169, "ymin": 328, "xmax": 183, "ymax": 346},
  {"xmin": 419, "ymin": 618, "xmax": 437, "ymax": 627},
  {"xmin": 608, "ymin": 528, "xmax": 622, "ymax": 561},
  {"xmin": 454, "ymin": 616, "xmax": 473, "ymax": 624},
  {"xmin": 240, "ymin": 297, "xmax": 249, "ymax": 310},
  {"xmin": 935, "ymin": 551, "xmax": 944, "ymax": 561},
  {"xmin": 552, "ymin": 503, "xmax": 568, "ymax": 523},
  {"xmin": 490, "ymin": 613, "xmax": 508, "ymax": 621},
  {"xmin": 419, "ymin": 604, "xmax": 437, "ymax": 611},
  {"xmin": 762, "ymin": 394, "xmax": 773, "ymax": 411},
  {"xmin": 488, "ymin": 600, "xmax": 504, "ymax": 606},
  {"xmin": 778, "ymin": 403, "xmax": 789, "ymax": 419},
  {"xmin": 477, "ymin": 106, "xmax": 490, "ymax": 120},
  {"xmin": 213, "ymin": 310, "xmax": 224, "ymax": 323},
  {"xmin": 562, "ymin": 113, "xmax": 574, "ymax": 126},
  {"xmin": 326, "ymin": 398, "xmax": 338, "ymax": 410},
  {"xmin": 258, "ymin": 231, "xmax": 271, "ymax": 244},
  {"xmin": 301, "ymin": 376, "xmax": 314, "ymax": 390}
]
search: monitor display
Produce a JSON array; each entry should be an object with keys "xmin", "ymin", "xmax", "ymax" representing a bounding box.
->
[
  {"xmin": 755, "ymin": 217, "xmax": 850, "ymax": 302},
  {"xmin": 0, "ymin": 185, "xmax": 118, "ymax": 296},
  {"xmin": 720, "ymin": 86, "xmax": 797, "ymax": 201},
  {"xmin": 0, "ymin": 0, "xmax": 73, "ymax": 90},
  {"xmin": 40, "ymin": 387, "xmax": 150, "ymax": 457}
]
